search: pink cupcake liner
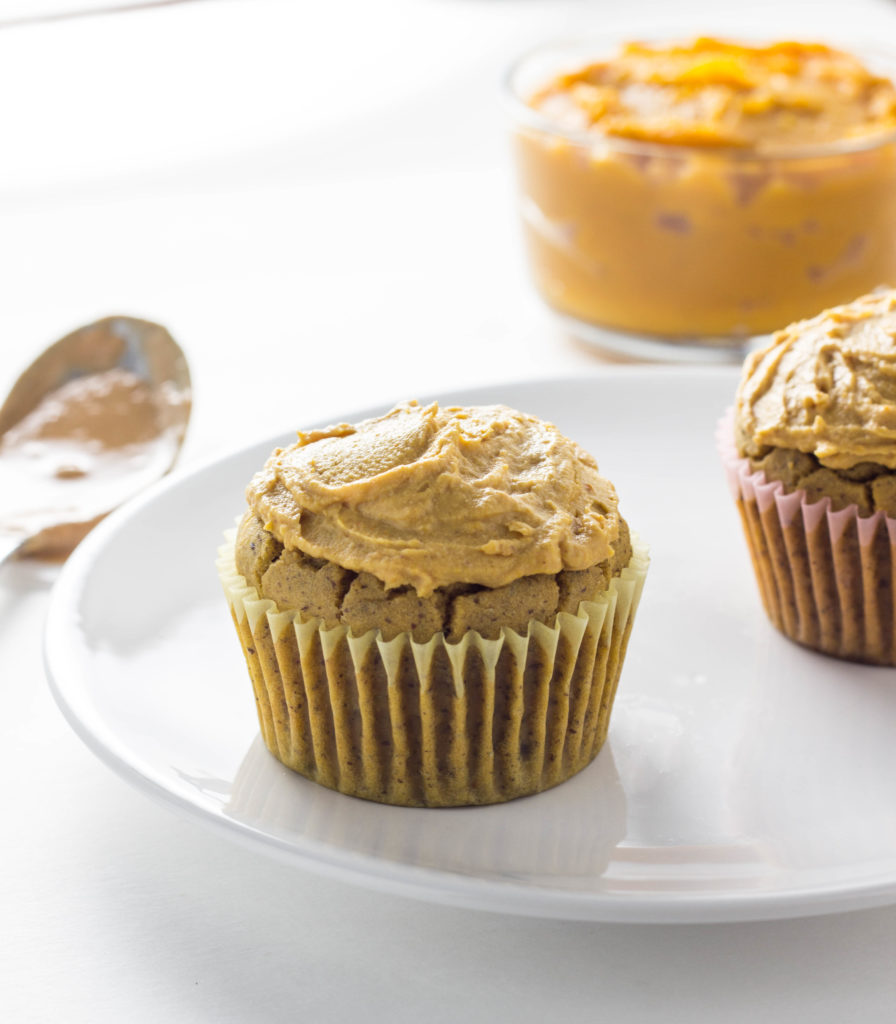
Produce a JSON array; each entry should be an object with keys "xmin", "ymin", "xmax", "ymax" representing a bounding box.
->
[{"xmin": 717, "ymin": 411, "xmax": 896, "ymax": 665}]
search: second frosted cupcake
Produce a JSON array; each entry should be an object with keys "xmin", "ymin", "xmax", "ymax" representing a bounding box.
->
[
  {"xmin": 721, "ymin": 289, "xmax": 896, "ymax": 665},
  {"xmin": 218, "ymin": 400, "xmax": 648, "ymax": 806}
]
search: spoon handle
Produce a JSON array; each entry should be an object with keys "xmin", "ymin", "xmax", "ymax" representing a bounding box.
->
[{"xmin": 0, "ymin": 531, "xmax": 26, "ymax": 567}]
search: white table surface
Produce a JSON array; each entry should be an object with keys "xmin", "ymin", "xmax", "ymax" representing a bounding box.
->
[{"xmin": 3, "ymin": 1, "xmax": 896, "ymax": 1020}]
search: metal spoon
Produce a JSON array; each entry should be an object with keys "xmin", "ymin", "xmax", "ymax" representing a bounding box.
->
[{"xmin": 0, "ymin": 315, "xmax": 191, "ymax": 564}]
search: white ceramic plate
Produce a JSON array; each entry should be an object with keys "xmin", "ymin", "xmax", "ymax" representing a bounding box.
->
[{"xmin": 45, "ymin": 368, "xmax": 896, "ymax": 923}]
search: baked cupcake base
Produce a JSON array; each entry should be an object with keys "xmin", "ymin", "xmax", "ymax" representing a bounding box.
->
[
  {"xmin": 218, "ymin": 531, "xmax": 649, "ymax": 807},
  {"xmin": 719, "ymin": 414, "xmax": 896, "ymax": 665}
]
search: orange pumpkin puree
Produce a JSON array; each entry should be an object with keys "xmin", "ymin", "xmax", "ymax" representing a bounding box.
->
[{"xmin": 513, "ymin": 38, "xmax": 896, "ymax": 339}]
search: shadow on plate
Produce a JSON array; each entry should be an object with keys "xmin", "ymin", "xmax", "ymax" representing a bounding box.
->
[{"xmin": 224, "ymin": 736, "xmax": 629, "ymax": 882}]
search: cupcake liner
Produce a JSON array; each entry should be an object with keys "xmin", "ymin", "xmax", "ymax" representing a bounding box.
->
[
  {"xmin": 217, "ymin": 530, "xmax": 649, "ymax": 807},
  {"xmin": 718, "ymin": 411, "xmax": 896, "ymax": 665}
]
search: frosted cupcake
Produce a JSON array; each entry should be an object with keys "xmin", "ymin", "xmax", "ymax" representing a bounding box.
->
[
  {"xmin": 218, "ymin": 400, "xmax": 648, "ymax": 806},
  {"xmin": 721, "ymin": 289, "xmax": 896, "ymax": 664}
]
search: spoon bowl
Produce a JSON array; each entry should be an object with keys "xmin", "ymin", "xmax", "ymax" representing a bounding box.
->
[{"xmin": 0, "ymin": 315, "xmax": 191, "ymax": 562}]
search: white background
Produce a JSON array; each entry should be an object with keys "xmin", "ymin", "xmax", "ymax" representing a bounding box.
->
[{"xmin": 2, "ymin": 1, "xmax": 896, "ymax": 1021}]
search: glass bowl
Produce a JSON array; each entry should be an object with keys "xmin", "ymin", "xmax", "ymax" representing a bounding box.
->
[{"xmin": 505, "ymin": 38, "xmax": 896, "ymax": 361}]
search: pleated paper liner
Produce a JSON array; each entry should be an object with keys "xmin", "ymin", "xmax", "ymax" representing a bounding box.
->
[
  {"xmin": 718, "ymin": 412, "xmax": 896, "ymax": 665},
  {"xmin": 217, "ymin": 530, "xmax": 649, "ymax": 807}
]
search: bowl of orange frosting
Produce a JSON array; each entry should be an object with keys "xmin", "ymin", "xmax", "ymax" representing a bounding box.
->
[{"xmin": 506, "ymin": 37, "xmax": 896, "ymax": 359}]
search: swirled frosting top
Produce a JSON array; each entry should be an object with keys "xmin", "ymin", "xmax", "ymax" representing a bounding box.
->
[
  {"xmin": 529, "ymin": 38, "xmax": 896, "ymax": 150},
  {"xmin": 735, "ymin": 289, "xmax": 896, "ymax": 468},
  {"xmin": 246, "ymin": 401, "xmax": 621, "ymax": 595}
]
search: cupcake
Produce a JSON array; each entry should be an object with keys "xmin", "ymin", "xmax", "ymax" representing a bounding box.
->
[
  {"xmin": 217, "ymin": 400, "xmax": 648, "ymax": 806},
  {"xmin": 721, "ymin": 288, "xmax": 896, "ymax": 664}
]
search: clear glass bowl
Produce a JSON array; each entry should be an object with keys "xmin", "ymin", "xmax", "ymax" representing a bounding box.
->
[{"xmin": 505, "ymin": 39, "xmax": 896, "ymax": 361}]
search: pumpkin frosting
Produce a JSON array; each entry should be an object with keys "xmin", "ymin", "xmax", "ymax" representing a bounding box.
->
[
  {"xmin": 735, "ymin": 289, "xmax": 896, "ymax": 469},
  {"xmin": 246, "ymin": 401, "xmax": 621, "ymax": 596},
  {"xmin": 531, "ymin": 38, "xmax": 896, "ymax": 151}
]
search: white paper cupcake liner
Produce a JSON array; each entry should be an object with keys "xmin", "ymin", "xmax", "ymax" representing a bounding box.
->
[{"xmin": 217, "ymin": 530, "xmax": 649, "ymax": 806}]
